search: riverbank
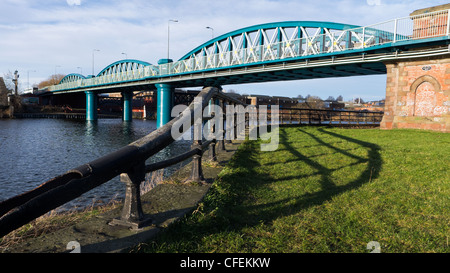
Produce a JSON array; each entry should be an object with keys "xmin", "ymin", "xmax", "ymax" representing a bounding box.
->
[
  {"xmin": 1, "ymin": 140, "xmax": 243, "ymax": 253},
  {"xmin": 133, "ymin": 127, "xmax": 449, "ymax": 253}
]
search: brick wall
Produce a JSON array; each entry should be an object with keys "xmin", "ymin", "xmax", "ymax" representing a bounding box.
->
[
  {"xmin": 412, "ymin": 13, "xmax": 448, "ymax": 39},
  {"xmin": 381, "ymin": 56, "xmax": 450, "ymax": 132}
]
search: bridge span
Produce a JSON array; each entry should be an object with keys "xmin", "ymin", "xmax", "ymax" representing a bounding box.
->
[{"xmin": 48, "ymin": 6, "xmax": 450, "ymax": 131}]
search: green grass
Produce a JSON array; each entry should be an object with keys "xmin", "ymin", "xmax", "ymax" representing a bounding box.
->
[{"xmin": 133, "ymin": 127, "xmax": 450, "ymax": 253}]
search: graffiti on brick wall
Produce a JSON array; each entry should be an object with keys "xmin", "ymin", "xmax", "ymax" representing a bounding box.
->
[
  {"xmin": 414, "ymin": 82, "xmax": 435, "ymax": 116},
  {"xmin": 408, "ymin": 81, "xmax": 448, "ymax": 117}
]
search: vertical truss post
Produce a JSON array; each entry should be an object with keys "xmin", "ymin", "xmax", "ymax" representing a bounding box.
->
[
  {"xmin": 393, "ymin": 19, "xmax": 398, "ymax": 43},
  {"xmin": 109, "ymin": 161, "xmax": 152, "ymax": 229},
  {"xmin": 346, "ymin": 31, "xmax": 352, "ymax": 49},
  {"xmin": 362, "ymin": 27, "xmax": 366, "ymax": 48}
]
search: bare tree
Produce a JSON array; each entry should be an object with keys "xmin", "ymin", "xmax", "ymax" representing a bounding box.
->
[
  {"xmin": 38, "ymin": 74, "xmax": 66, "ymax": 89},
  {"xmin": 306, "ymin": 95, "xmax": 324, "ymax": 109},
  {"xmin": 326, "ymin": 96, "xmax": 336, "ymax": 101},
  {"xmin": 3, "ymin": 70, "xmax": 16, "ymax": 92}
]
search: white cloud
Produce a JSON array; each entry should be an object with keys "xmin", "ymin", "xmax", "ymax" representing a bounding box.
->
[{"xmin": 66, "ymin": 0, "xmax": 81, "ymax": 6}]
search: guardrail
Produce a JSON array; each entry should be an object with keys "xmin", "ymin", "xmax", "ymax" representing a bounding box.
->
[{"xmin": 0, "ymin": 87, "xmax": 248, "ymax": 236}]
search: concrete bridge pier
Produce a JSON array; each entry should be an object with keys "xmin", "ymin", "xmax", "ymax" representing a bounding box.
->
[
  {"xmin": 156, "ymin": 83, "xmax": 173, "ymax": 128},
  {"xmin": 122, "ymin": 91, "xmax": 133, "ymax": 122},
  {"xmin": 85, "ymin": 91, "xmax": 98, "ymax": 121},
  {"xmin": 156, "ymin": 59, "xmax": 175, "ymax": 128}
]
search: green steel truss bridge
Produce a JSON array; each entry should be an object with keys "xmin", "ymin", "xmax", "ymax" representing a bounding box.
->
[{"xmin": 49, "ymin": 9, "xmax": 450, "ymax": 126}]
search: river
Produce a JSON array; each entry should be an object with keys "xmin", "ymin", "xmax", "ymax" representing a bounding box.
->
[{"xmin": 0, "ymin": 118, "xmax": 192, "ymax": 210}]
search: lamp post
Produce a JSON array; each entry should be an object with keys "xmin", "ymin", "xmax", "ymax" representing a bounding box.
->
[
  {"xmin": 12, "ymin": 70, "xmax": 19, "ymax": 96},
  {"xmin": 167, "ymin": 19, "xmax": 178, "ymax": 60},
  {"xmin": 92, "ymin": 49, "xmax": 100, "ymax": 76},
  {"xmin": 121, "ymin": 52, "xmax": 128, "ymax": 59},
  {"xmin": 206, "ymin": 26, "xmax": 214, "ymax": 39}
]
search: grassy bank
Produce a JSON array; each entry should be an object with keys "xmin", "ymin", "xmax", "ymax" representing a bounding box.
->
[{"xmin": 134, "ymin": 127, "xmax": 449, "ymax": 253}]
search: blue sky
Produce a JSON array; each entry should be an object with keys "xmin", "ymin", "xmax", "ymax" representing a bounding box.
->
[{"xmin": 0, "ymin": 0, "xmax": 448, "ymax": 101}]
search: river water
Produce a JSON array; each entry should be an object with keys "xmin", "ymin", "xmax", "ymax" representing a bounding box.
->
[{"xmin": 0, "ymin": 118, "xmax": 192, "ymax": 210}]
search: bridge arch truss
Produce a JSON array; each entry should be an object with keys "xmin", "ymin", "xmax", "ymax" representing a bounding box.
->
[
  {"xmin": 94, "ymin": 59, "xmax": 157, "ymax": 85},
  {"xmin": 170, "ymin": 21, "xmax": 399, "ymax": 75}
]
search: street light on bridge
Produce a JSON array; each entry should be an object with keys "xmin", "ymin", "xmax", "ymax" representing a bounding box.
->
[
  {"xmin": 206, "ymin": 26, "xmax": 214, "ymax": 39},
  {"xmin": 167, "ymin": 19, "xmax": 178, "ymax": 60}
]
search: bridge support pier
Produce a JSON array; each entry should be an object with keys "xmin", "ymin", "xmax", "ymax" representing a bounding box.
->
[
  {"xmin": 381, "ymin": 56, "xmax": 450, "ymax": 132},
  {"xmin": 122, "ymin": 91, "xmax": 133, "ymax": 122},
  {"xmin": 85, "ymin": 91, "xmax": 97, "ymax": 121},
  {"xmin": 156, "ymin": 83, "xmax": 173, "ymax": 128}
]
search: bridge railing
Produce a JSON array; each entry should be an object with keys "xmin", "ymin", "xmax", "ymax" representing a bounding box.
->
[
  {"xmin": 159, "ymin": 9, "xmax": 450, "ymax": 75},
  {"xmin": 50, "ymin": 9, "xmax": 450, "ymax": 92},
  {"xmin": 0, "ymin": 87, "xmax": 249, "ymax": 237}
]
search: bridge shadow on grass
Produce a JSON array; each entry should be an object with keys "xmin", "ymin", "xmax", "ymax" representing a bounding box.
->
[
  {"xmin": 140, "ymin": 127, "xmax": 382, "ymax": 252},
  {"xmin": 224, "ymin": 128, "xmax": 382, "ymax": 227}
]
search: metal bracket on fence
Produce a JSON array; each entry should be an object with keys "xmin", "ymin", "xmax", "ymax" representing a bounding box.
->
[
  {"xmin": 109, "ymin": 161, "xmax": 152, "ymax": 229},
  {"xmin": 208, "ymin": 138, "xmax": 217, "ymax": 162},
  {"xmin": 188, "ymin": 139, "xmax": 205, "ymax": 183},
  {"xmin": 217, "ymin": 130, "xmax": 226, "ymax": 151}
]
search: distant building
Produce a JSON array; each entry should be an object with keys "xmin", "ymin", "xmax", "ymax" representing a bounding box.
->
[
  {"xmin": 242, "ymin": 94, "xmax": 297, "ymax": 108},
  {"xmin": 324, "ymin": 100, "xmax": 345, "ymax": 110},
  {"xmin": 21, "ymin": 93, "xmax": 41, "ymax": 105}
]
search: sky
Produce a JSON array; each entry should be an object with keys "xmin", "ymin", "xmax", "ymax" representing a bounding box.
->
[{"xmin": 0, "ymin": 0, "xmax": 448, "ymax": 101}]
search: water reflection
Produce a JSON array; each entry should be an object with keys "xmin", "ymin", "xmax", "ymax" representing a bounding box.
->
[
  {"xmin": 85, "ymin": 120, "xmax": 98, "ymax": 135},
  {"xmin": 0, "ymin": 119, "xmax": 190, "ymax": 210},
  {"xmin": 121, "ymin": 121, "xmax": 133, "ymax": 136}
]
